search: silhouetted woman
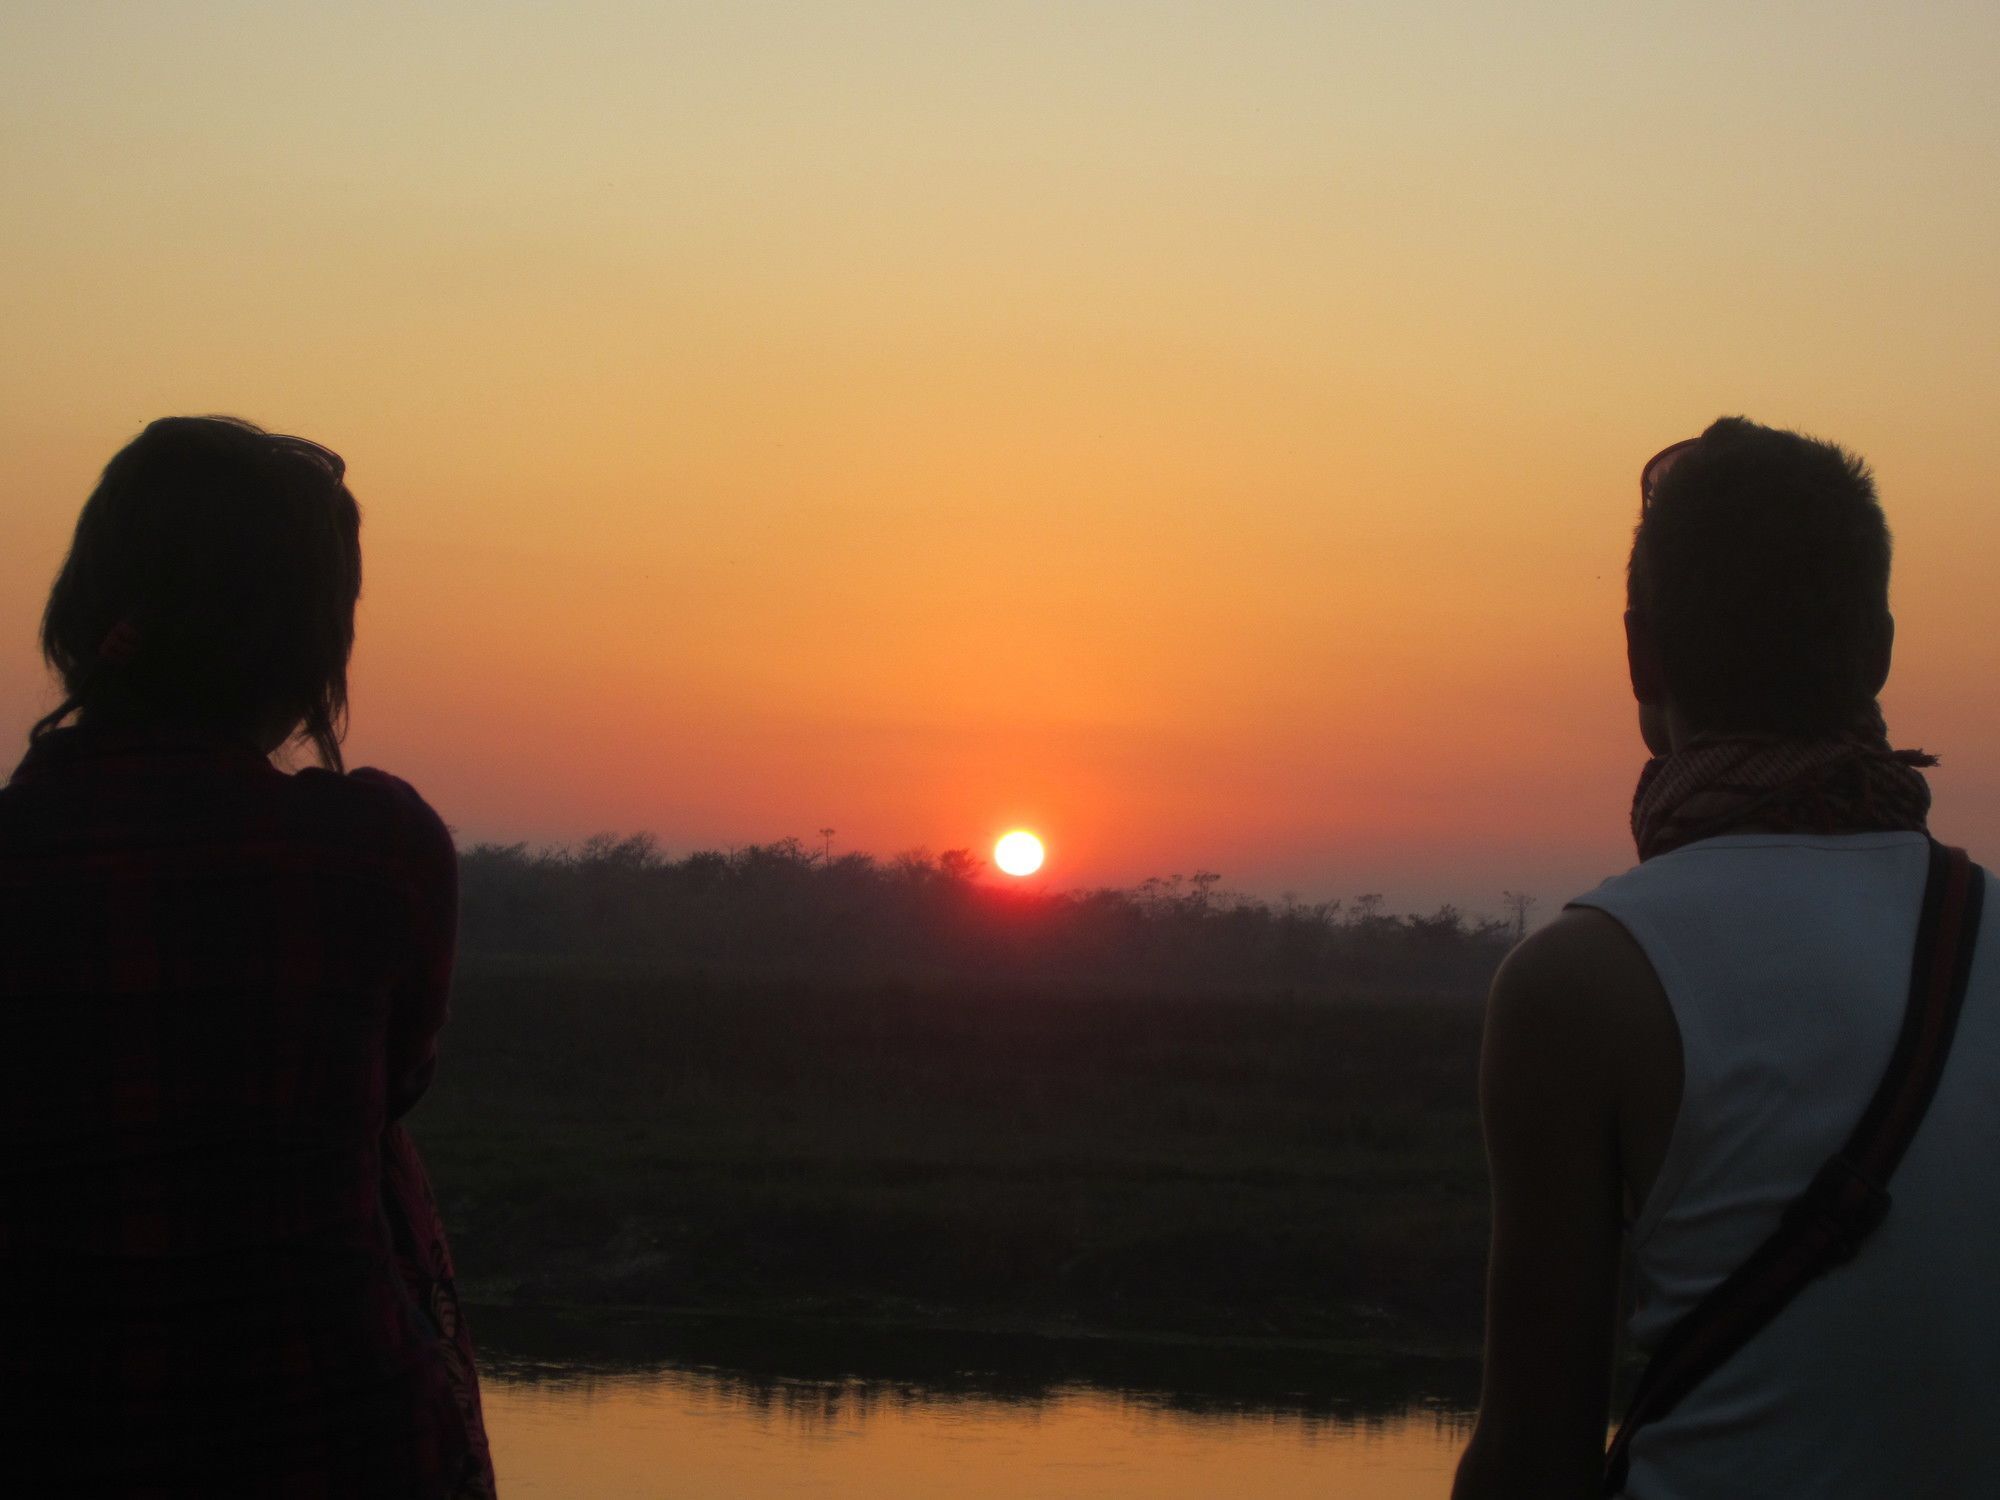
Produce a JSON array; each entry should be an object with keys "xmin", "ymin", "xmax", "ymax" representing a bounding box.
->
[{"xmin": 0, "ymin": 418, "xmax": 494, "ymax": 1496}]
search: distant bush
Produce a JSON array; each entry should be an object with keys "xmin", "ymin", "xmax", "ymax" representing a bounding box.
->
[{"xmin": 456, "ymin": 835, "xmax": 1514, "ymax": 996}]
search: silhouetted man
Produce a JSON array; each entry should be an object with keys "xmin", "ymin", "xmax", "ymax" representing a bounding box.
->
[{"xmin": 1453, "ymin": 418, "xmax": 2000, "ymax": 1498}]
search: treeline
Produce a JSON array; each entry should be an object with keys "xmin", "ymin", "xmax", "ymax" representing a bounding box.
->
[{"xmin": 457, "ymin": 835, "xmax": 1518, "ymax": 995}]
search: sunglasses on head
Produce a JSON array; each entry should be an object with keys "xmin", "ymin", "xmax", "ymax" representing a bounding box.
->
[
  {"xmin": 266, "ymin": 433, "xmax": 346, "ymax": 483},
  {"xmin": 1639, "ymin": 438, "xmax": 1698, "ymax": 511}
]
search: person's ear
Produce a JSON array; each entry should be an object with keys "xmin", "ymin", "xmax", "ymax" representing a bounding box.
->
[
  {"xmin": 1867, "ymin": 613, "xmax": 1895, "ymax": 696},
  {"xmin": 1626, "ymin": 611, "xmax": 1668, "ymax": 706}
]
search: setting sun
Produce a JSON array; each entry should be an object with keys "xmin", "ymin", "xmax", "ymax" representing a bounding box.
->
[{"xmin": 994, "ymin": 831, "xmax": 1046, "ymax": 878}]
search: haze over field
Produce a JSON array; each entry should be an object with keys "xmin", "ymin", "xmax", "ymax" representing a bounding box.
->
[{"xmin": 4, "ymin": 1, "xmax": 1999, "ymax": 912}]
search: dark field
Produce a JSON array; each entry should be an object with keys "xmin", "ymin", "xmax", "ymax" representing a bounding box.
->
[{"xmin": 413, "ymin": 958, "xmax": 1492, "ymax": 1356}]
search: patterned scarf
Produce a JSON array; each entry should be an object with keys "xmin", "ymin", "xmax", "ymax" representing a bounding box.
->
[{"xmin": 1631, "ymin": 712, "xmax": 1936, "ymax": 862}]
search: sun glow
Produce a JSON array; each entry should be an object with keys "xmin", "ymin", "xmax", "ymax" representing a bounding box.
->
[{"xmin": 994, "ymin": 831, "xmax": 1046, "ymax": 878}]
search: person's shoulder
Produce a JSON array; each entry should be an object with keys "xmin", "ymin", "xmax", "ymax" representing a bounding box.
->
[
  {"xmin": 1487, "ymin": 908, "xmax": 1669, "ymax": 1066},
  {"xmin": 0, "ymin": 764, "xmax": 49, "ymax": 851},
  {"xmin": 292, "ymin": 765, "xmax": 455, "ymax": 875},
  {"xmin": 1501, "ymin": 906, "xmax": 1656, "ymax": 992}
]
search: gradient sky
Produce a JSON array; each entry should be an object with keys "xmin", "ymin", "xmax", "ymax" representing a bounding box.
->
[{"xmin": 4, "ymin": 2, "xmax": 1998, "ymax": 915}]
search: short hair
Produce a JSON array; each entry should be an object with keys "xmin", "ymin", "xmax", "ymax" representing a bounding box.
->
[
  {"xmin": 1628, "ymin": 416, "xmax": 1891, "ymax": 737},
  {"xmin": 35, "ymin": 416, "xmax": 362, "ymax": 770}
]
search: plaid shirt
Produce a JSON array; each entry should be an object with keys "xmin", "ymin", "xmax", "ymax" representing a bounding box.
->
[{"xmin": 0, "ymin": 725, "xmax": 486, "ymax": 1496}]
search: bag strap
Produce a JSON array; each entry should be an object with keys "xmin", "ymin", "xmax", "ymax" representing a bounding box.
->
[{"xmin": 1603, "ymin": 838, "xmax": 1985, "ymax": 1495}]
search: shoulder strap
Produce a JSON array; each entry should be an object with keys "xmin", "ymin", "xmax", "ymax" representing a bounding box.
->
[{"xmin": 1603, "ymin": 839, "xmax": 1985, "ymax": 1494}]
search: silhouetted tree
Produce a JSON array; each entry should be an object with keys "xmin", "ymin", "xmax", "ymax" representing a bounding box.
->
[
  {"xmin": 938, "ymin": 848, "xmax": 984, "ymax": 883},
  {"xmin": 1501, "ymin": 890, "xmax": 1537, "ymax": 942},
  {"xmin": 456, "ymin": 837, "xmax": 1513, "ymax": 997}
]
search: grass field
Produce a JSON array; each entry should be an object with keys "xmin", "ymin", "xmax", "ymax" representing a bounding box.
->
[{"xmin": 412, "ymin": 957, "xmax": 1492, "ymax": 1354}]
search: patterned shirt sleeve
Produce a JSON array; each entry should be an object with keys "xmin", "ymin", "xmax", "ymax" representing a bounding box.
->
[{"xmin": 351, "ymin": 769, "xmax": 459, "ymax": 1122}]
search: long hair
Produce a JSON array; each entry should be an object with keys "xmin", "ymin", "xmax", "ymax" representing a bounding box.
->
[{"xmin": 34, "ymin": 416, "xmax": 362, "ymax": 771}]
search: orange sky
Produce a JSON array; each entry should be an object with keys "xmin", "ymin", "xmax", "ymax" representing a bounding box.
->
[{"xmin": 4, "ymin": 2, "xmax": 1999, "ymax": 913}]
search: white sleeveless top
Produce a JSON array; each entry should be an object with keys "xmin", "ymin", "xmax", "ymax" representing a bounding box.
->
[{"xmin": 1572, "ymin": 832, "xmax": 2000, "ymax": 1500}]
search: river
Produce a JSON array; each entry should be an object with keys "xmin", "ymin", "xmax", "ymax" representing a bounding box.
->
[{"xmin": 473, "ymin": 1308, "xmax": 1477, "ymax": 1498}]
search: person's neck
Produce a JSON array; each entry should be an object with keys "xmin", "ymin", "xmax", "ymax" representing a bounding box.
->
[
  {"xmin": 74, "ymin": 710, "xmax": 269, "ymax": 756},
  {"xmin": 1658, "ymin": 708, "xmax": 1880, "ymax": 756}
]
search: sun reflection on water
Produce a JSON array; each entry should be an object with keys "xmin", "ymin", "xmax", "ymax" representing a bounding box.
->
[{"xmin": 483, "ymin": 1364, "xmax": 1472, "ymax": 1499}]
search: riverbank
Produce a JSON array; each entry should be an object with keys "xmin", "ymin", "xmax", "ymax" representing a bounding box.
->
[
  {"xmin": 471, "ymin": 1300, "xmax": 1485, "ymax": 1419},
  {"xmin": 413, "ymin": 957, "xmax": 1492, "ymax": 1355}
]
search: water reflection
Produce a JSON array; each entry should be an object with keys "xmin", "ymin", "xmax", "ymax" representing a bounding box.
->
[{"xmin": 476, "ymin": 1308, "xmax": 1475, "ymax": 1499}]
